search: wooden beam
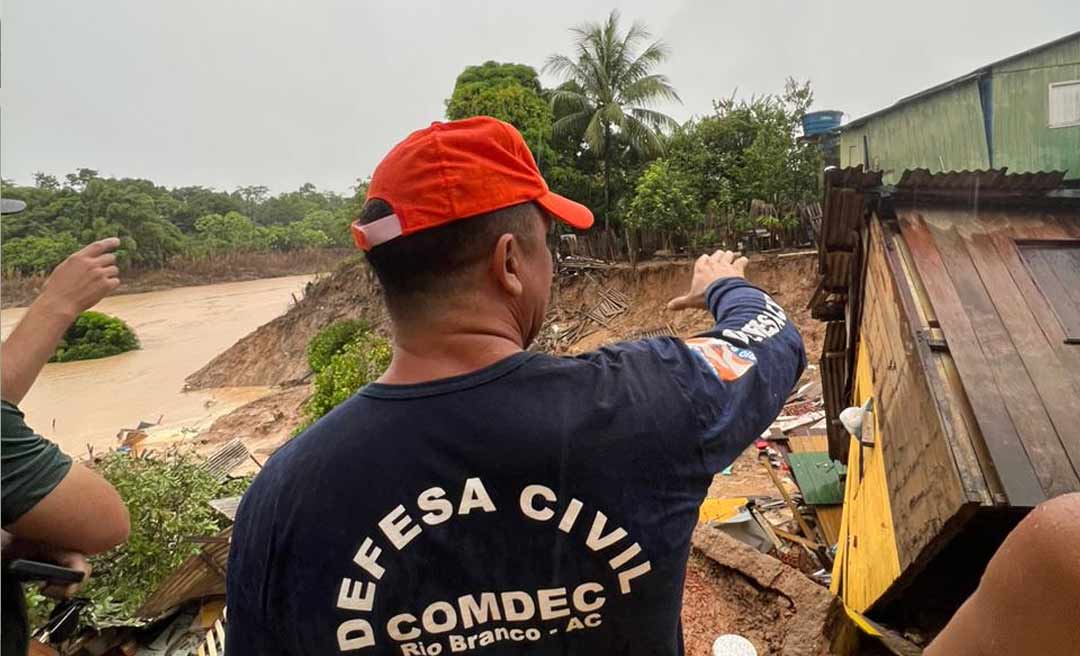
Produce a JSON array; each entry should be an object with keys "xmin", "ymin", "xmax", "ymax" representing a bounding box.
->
[{"xmin": 762, "ymin": 462, "xmax": 817, "ymax": 539}]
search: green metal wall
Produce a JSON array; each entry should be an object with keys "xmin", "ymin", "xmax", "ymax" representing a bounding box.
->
[
  {"xmin": 992, "ymin": 37, "xmax": 1080, "ymax": 177},
  {"xmin": 840, "ymin": 34, "xmax": 1080, "ymax": 181},
  {"xmin": 839, "ymin": 82, "xmax": 989, "ymax": 183}
]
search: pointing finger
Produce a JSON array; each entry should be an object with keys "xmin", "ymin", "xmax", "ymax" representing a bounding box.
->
[
  {"xmin": 84, "ymin": 237, "xmax": 121, "ymax": 257},
  {"xmin": 667, "ymin": 295, "xmax": 692, "ymax": 311}
]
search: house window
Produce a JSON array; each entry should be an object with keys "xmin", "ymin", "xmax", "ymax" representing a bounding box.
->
[
  {"xmin": 1048, "ymin": 81, "xmax": 1080, "ymax": 128},
  {"xmin": 1017, "ymin": 240, "xmax": 1080, "ymax": 343}
]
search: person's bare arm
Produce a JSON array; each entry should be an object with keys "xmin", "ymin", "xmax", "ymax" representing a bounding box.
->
[
  {"xmin": 926, "ymin": 493, "xmax": 1080, "ymax": 656},
  {"xmin": 1, "ymin": 237, "xmax": 121, "ymax": 405},
  {"xmin": 5, "ymin": 463, "xmax": 130, "ymax": 555}
]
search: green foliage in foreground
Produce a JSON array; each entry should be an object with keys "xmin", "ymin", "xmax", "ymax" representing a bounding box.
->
[
  {"xmin": 298, "ymin": 325, "xmax": 392, "ymax": 432},
  {"xmin": 49, "ymin": 311, "xmax": 139, "ymax": 363},
  {"xmin": 26, "ymin": 451, "xmax": 251, "ymax": 628}
]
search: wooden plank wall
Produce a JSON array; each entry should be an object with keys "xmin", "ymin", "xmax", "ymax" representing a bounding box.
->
[
  {"xmin": 860, "ymin": 217, "xmax": 975, "ymax": 570},
  {"xmin": 898, "ymin": 207, "xmax": 1080, "ymax": 504},
  {"xmin": 833, "ymin": 342, "xmax": 901, "ymax": 612}
]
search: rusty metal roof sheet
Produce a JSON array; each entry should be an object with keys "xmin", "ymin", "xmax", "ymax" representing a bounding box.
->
[
  {"xmin": 821, "ymin": 321, "xmax": 850, "ymax": 462},
  {"xmin": 825, "ymin": 166, "xmax": 884, "ymax": 192},
  {"xmin": 896, "ymin": 168, "xmax": 1067, "ymax": 193},
  {"xmin": 813, "ymin": 167, "xmax": 881, "ymax": 307},
  {"xmin": 136, "ymin": 527, "xmax": 231, "ymax": 619}
]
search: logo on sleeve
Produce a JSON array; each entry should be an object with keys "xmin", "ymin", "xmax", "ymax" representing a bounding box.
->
[
  {"xmin": 685, "ymin": 338, "xmax": 757, "ymax": 381},
  {"xmin": 720, "ymin": 296, "xmax": 788, "ymax": 345}
]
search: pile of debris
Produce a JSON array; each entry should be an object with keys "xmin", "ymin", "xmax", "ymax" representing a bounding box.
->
[
  {"xmin": 698, "ymin": 372, "xmax": 842, "ymax": 588},
  {"xmin": 534, "ymin": 274, "xmax": 635, "ymax": 352}
]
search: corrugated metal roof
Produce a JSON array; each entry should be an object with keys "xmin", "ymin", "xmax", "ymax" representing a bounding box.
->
[
  {"xmin": 824, "ymin": 166, "xmax": 884, "ymax": 191},
  {"xmin": 136, "ymin": 527, "xmax": 231, "ymax": 619},
  {"xmin": 822, "ymin": 252, "xmax": 853, "ymax": 291},
  {"xmin": 821, "ymin": 321, "xmax": 850, "ymax": 462},
  {"xmin": 895, "ymin": 168, "xmax": 1067, "ymax": 192},
  {"xmin": 815, "ymin": 167, "xmax": 881, "ymax": 296},
  {"xmin": 203, "ymin": 439, "xmax": 251, "ymax": 482}
]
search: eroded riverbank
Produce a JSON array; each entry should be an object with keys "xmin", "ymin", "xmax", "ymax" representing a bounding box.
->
[{"xmin": 0, "ymin": 274, "xmax": 317, "ymax": 455}]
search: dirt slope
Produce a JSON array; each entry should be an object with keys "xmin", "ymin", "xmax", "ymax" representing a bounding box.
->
[
  {"xmin": 543, "ymin": 252, "xmax": 822, "ymax": 359},
  {"xmin": 186, "ymin": 250, "xmax": 821, "ymax": 392}
]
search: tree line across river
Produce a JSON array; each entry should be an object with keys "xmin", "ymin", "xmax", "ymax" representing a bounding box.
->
[
  {"xmin": 3, "ymin": 10, "xmax": 822, "ymax": 277},
  {"xmin": 1, "ymin": 172, "xmax": 361, "ymax": 276}
]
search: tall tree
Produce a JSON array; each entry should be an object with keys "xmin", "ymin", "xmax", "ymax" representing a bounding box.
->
[
  {"xmin": 544, "ymin": 10, "xmax": 680, "ymax": 229},
  {"xmin": 446, "ymin": 61, "xmax": 554, "ymax": 168}
]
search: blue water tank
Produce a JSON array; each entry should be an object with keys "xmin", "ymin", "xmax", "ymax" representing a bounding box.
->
[{"xmin": 802, "ymin": 110, "xmax": 843, "ymax": 136}]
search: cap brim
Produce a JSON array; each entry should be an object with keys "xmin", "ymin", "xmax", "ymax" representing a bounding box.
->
[
  {"xmin": 1, "ymin": 198, "xmax": 27, "ymax": 215},
  {"xmin": 535, "ymin": 191, "xmax": 593, "ymax": 231}
]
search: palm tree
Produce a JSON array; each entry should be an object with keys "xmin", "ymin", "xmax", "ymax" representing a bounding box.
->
[{"xmin": 545, "ymin": 10, "xmax": 681, "ymax": 230}]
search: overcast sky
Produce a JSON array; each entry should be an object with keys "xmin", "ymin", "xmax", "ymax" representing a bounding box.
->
[{"xmin": 2, "ymin": 1, "xmax": 1077, "ymax": 194}]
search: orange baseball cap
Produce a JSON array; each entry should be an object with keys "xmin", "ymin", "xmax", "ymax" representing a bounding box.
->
[{"xmin": 352, "ymin": 116, "xmax": 594, "ymax": 251}]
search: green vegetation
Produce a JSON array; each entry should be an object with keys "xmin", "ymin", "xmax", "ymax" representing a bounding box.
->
[
  {"xmin": 306, "ymin": 318, "xmax": 370, "ymax": 374},
  {"xmin": 1, "ymin": 172, "xmax": 362, "ymax": 276},
  {"xmin": 668, "ymin": 81, "xmax": 821, "ymax": 221},
  {"xmin": 441, "ymin": 11, "xmax": 821, "ymax": 252},
  {"xmin": 627, "ymin": 159, "xmax": 700, "ymax": 242},
  {"xmin": 5, "ymin": 11, "xmax": 826, "ymax": 275},
  {"xmin": 26, "ymin": 451, "xmax": 250, "ymax": 628},
  {"xmin": 545, "ymin": 10, "xmax": 680, "ymax": 230},
  {"xmin": 49, "ymin": 311, "xmax": 139, "ymax": 363},
  {"xmin": 446, "ymin": 62, "xmax": 555, "ymax": 168},
  {"xmin": 298, "ymin": 320, "xmax": 392, "ymax": 432}
]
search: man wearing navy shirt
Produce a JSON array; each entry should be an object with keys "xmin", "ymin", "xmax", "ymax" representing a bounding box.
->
[{"xmin": 227, "ymin": 116, "xmax": 806, "ymax": 655}]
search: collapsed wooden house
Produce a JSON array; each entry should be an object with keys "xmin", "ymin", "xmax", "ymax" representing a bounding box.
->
[{"xmin": 813, "ymin": 166, "xmax": 1080, "ymax": 622}]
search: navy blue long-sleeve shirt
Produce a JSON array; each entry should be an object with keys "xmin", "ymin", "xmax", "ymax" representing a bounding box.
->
[{"xmin": 227, "ymin": 277, "xmax": 806, "ymax": 655}]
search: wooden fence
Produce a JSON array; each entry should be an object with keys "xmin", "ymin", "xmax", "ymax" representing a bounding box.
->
[{"xmin": 557, "ymin": 201, "xmax": 822, "ymax": 262}]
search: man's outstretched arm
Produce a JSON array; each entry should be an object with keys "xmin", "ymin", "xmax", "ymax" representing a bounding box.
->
[
  {"xmin": 1, "ymin": 237, "xmax": 121, "ymax": 405},
  {"xmin": 667, "ymin": 250, "xmax": 807, "ymax": 472}
]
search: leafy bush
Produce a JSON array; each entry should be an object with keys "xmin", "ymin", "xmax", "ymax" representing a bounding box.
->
[
  {"xmin": 307, "ymin": 319, "xmax": 370, "ymax": 374},
  {"xmin": 26, "ymin": 450, "xmax": 251, "ymax": 628},
  {"xmin": 1, "ymin": 233, "xmax": 81, "ymax": 275},
  {"xmin": 188, "ymin": 211, "xmax": 269, "ymax": 256},
  {"xmin": 299, "ymin": 329, "xmax": 391, "ymax": 430},
  {"xmin": 263, "ymin": 222, "xmax": 331, "ymax": 252},
  {"xmin": 627, "ymin": 159, "xmax": 700, "ymax": 235},
  {"xmin": 50, "ymin": 311, "xmax": 139, "ymax": 363}
]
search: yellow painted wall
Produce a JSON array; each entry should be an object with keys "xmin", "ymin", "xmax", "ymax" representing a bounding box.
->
[{"xmin": 830, "ymin": 340, "xmax": 903, "ymax": 612}]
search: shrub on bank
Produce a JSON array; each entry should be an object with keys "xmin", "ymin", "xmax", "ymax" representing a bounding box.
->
[
  {"xmin": 298, "ymin": 324, "xmax": 391, "ymax": 432},
  {"xmin": 50, "ymin": 311, "xmax": 139, "ymax": 363},
  {"xmin": 306, "ymin": 319, "xmax": 370, "ymax": 374}
]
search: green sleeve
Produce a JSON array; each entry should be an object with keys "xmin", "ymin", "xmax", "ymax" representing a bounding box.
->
[{"xmin": 1, "ymin": 401, "xmax": 72, "ymax": 526}]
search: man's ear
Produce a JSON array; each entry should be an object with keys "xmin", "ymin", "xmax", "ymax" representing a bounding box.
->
[{"xmin": 491, "ymin": 233, "xmax": 524, "ymax": 297}]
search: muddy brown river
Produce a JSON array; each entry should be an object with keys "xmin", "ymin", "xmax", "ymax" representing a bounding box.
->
[{"xmin": 1, "ymin": 274, "xmax": 315, "ymax": 456}]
